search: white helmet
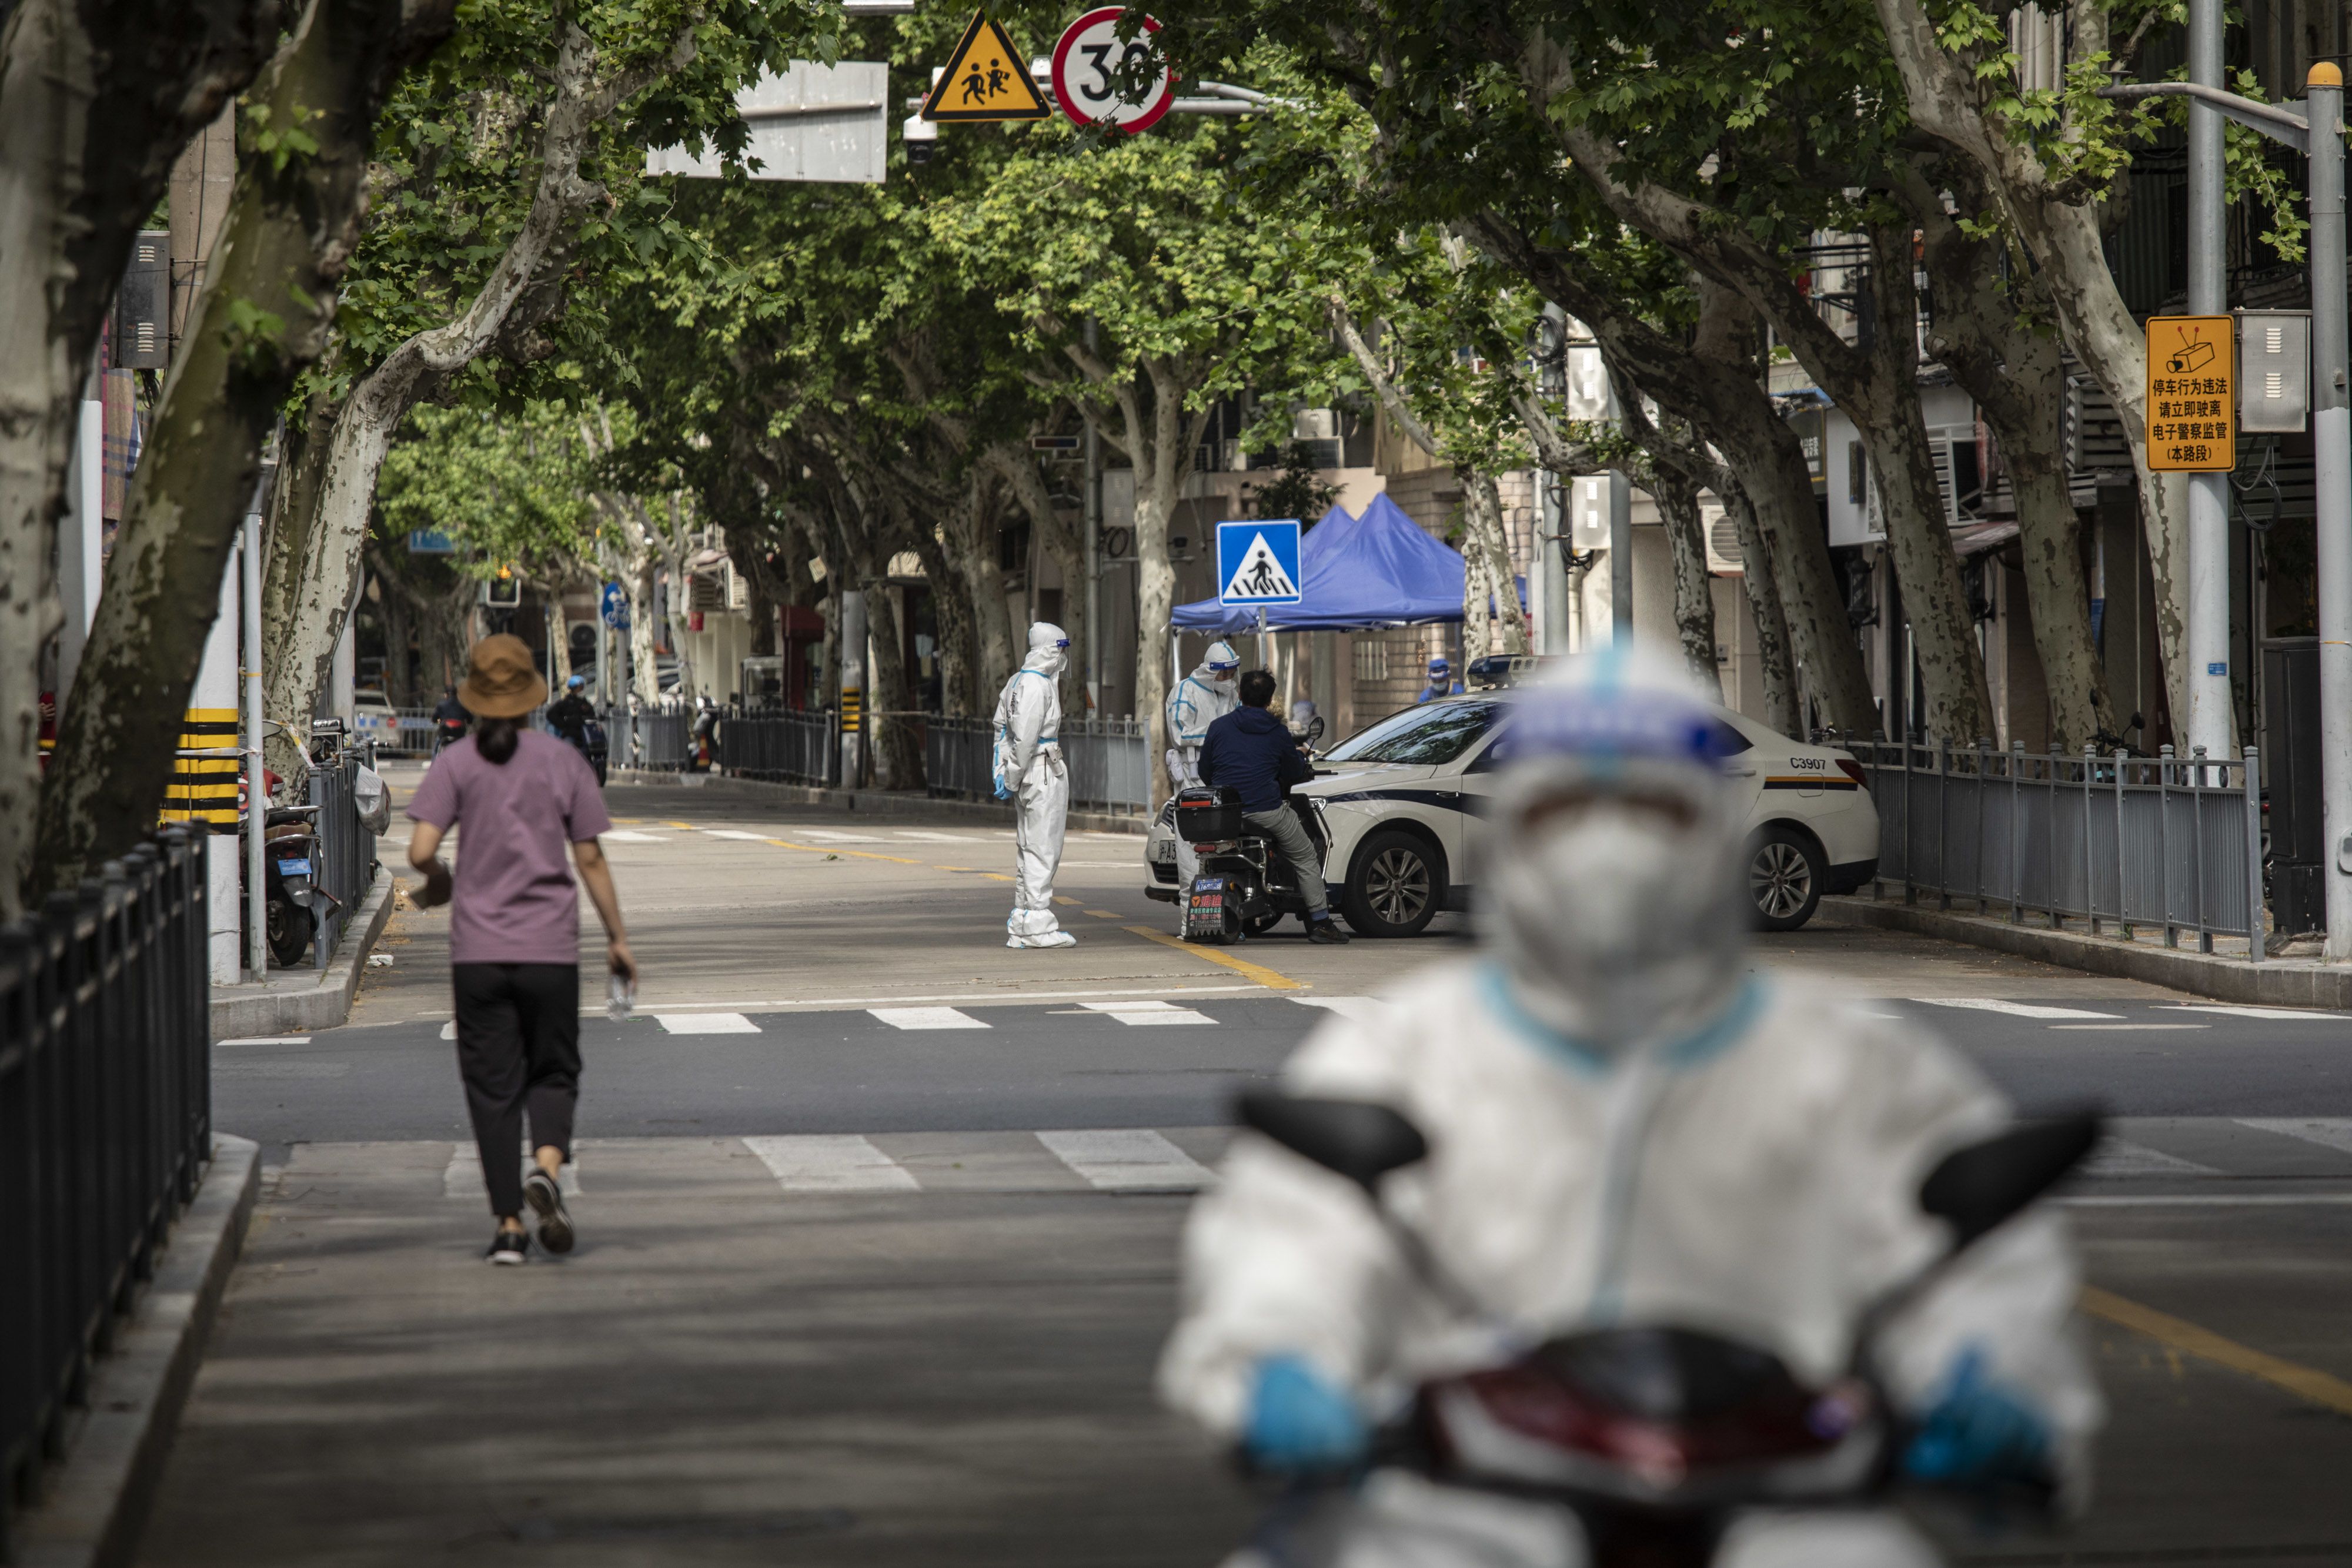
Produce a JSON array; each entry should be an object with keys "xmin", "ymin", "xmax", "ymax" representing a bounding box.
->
[
  {"xmin": 1202, "ymin": 640, "xmax": 1241, "ymax": 684},
  {"xmin": 1027, "ymin": 621, "xmax": 1071, "ymax": 678},
  {"xmin": 1473, "ymin": 646, "xmax": 1748, "ymax": 1055}
]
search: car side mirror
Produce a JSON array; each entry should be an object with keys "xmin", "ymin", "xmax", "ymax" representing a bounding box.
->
[
  {"xmin": 1918, "ymin": 1111, "xmax": 2103, "ymax": 1249},
  {"xmin": 1235, "ymin": 1091, "xmax": 1428, "ymax": 1193}
]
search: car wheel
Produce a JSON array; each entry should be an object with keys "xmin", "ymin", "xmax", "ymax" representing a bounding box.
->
[
  {"xmin": 1748, "ymin": 826, "xmax": 1825, "ymax": 932},
  {"xmin": 1342, "ymin": 830, "xmax": 1443, "ymax": 938}
]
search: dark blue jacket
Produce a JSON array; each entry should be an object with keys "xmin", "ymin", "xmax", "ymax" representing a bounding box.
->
[{"xmin": 1197, "ymin": 705, "xmax": 1312, "ymax": 813}]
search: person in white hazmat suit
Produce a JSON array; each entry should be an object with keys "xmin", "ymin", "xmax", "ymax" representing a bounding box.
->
[
  {"xmin": 1158, "ymin": 647, "xmax": 2100, "ymax": 1568},
  {"xmin": 1165, "ymin": 640, "xmax": 1242, "ymax": 891},
  {"xmin": 995, "ymin": 623, "xmax": 1076, "ymax": 950}
]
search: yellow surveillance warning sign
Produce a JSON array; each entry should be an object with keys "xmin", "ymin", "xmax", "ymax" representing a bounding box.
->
[
  {"xmin": 920, "ymin": 11, "xmax": 1051, "ymax": 122},
  {"xmin": 2146, "ymin": 315, "xmax": 2236, "ymax": 472}
]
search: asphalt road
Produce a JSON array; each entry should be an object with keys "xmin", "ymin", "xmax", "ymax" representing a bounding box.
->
[{"xmin": 136, "ymin": 774, "xmax": 2352, "ymax": 1566}]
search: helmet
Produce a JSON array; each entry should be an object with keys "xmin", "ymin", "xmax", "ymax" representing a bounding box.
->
[
  {"xmin": 567, "ymin": 674, "xmax": 585, "ymax": 690},
  {"xmin": 1204, "ymin": 641, "xmax": 1241, "ymax": 672},
  {"xmin": 1474, "ymin": 646, "xmax": 1746, "ymax": 1056},
  {"xmin": 1428, "ymin": 657, "xmax": 1450, "ymax": 676}
]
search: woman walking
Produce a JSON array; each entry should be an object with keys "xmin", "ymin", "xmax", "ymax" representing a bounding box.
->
[{"xmin": 407, "ymin": 634, "xmax": 636, "ymax": 1264}]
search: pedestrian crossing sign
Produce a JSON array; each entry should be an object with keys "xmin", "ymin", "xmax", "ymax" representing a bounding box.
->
[
  {"xmin": 1217, "ymin": 520, "xmax": 1302, "ymax": 607},
  {"xmin": 920, "ymin": 11, "xmax": 1051, "ymax": 122}
]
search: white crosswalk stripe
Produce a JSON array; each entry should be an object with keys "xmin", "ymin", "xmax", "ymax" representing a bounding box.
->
[
  {"xmin": 1913, "ymin": 998, "xmax": 2122, "ymax": 1020},
  {"xmin": 1036, "ymin": 1129, "xmax": 1213, "ymax": 1191},
  {"xmin": 440, "ymin": 1021, "xmax": 457, "ymax": 1041},
  {"xmin": 2163, "ymin": 1004, "xmax": 2347, "ymax": 1021},
  {"xmin": 744, "ymin": 1134, "xmax": 920, "ymax": 1192},
  {"xmin": 705, "ymin": 830, "xmax": 777, "ymax": 841},
  {"xmin": 2080, "ymin": 1140, "xmax": 2218, "ymax": 1178},
  {"xmin": 443, "ymin": 1144, "xmax": 582, "ymax": 1199},
  {"xmin": 656, "ymin": 1012, "xmax": 760, "ymax": 1035},
  {"xmin": 868, "ymin": 1007, "xmax": 990, "ymax": 1030},
  {"xmin": 793, "ymin": 828, "xmax": 886, "ymax": 843},
  {"xmin": 2237, "ymin": 1118, "xmax": 2352, "ymax": 1156},
  {"xmin": 892, "ymin": 831, "xmax": 983, "ymax": 842},
  {"xmin": 1293, "ymin": 996, "xmax": 1386, "ymax": 1023},
  {"xmin": 1081, "ymin": 999, "xmax": 1214, "ymax": 1027},
  {"xmin": 600, "ymin": 830, "xmax": 670, "ymax": 843},
  {"xmin": 218, "ymin": 1034, "xmax": 312, "ymax": 1047}
]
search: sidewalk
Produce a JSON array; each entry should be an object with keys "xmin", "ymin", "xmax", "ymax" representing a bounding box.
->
[
  {"xmin": 128, "ymin": 1141, "xmax": 1246, "ymax": 1567},
  {"xmin": 208, "ymin": 869, "xmax": 396, "ymax": 1038}
]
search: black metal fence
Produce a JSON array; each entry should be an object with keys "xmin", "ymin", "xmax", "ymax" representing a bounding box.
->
[
  {"xmin": 922, "ymin": 714, "xmax": 1151, "ymax": 814},
  {"xmin": 628, "ymin": 710, "xmax": 691, "ymax": 771},
  {"xmin": 716, "ymin": 707, "xmax": 836, "ymax": 785},
  {"xmin": 0, "ymin": 831, "xmax": 211, "ymax": 1554},
  {"xmin": 306, "ymin": 742, "xmax": 380, "ymax": 970}
]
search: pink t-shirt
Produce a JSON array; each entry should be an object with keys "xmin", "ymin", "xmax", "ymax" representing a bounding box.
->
[{"xmin": 406, "ymin": 730, "xmax": 612, "ymax": 965}]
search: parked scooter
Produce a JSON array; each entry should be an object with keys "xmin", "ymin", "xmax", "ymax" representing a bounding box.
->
[{"xmin": 1221, "ymin": 1091, "xmax": 2101, "ymax": 1568}]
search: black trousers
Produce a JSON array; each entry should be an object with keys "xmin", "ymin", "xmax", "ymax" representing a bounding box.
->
[{"xmin": 451, "ymin": 963, "xmax": 581, "ymax": 1217}]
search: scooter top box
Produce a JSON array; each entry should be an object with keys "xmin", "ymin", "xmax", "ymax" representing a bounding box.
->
[{"xmin": 1175, "ymin": 785, "xmax": 1245, "ymax": 843}]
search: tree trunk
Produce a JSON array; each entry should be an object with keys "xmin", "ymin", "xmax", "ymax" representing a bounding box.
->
[
  {"xmin": 30, "ymin": 0, "xmax": 452, "ymax": 903},
  {"xmin": 1652, "ymin": 464, "xmax": 1723, "ymax": 696},
  {"xmin": 1466, "ymin": 471, "xmax": 1530, "ymax": 656},
  {"xmin": 1906, "ymin": 158, "xmax": 2116, "ymax": 750},
  {"xmin": 906, "ymin": 520, "xmax": 975, "ymax": 715},
  {"xmin": 944, "ymin": 471, "xmax": 1018, "ymax": 700},
  {"xmin": 1726, "ymin": 483, "xmax": 1800, "ymax": 734},
  {"xmin": 861, "ymin": 576, "xmax": 924, "ymax": 789},
  {"xmin": 369, "ymin": 549, "xmax": 416, "ymax": 707},
  {"xmin": 991, "ymin": 444, "xmax": 1091, "ymax": 717}
]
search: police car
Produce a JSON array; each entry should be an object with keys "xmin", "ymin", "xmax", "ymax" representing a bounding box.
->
[{"xmin": 1144, "ymin": 694, "xmax": 1879, "ymax": 936}]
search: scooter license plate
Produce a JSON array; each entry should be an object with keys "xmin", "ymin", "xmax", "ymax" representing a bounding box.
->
[
  {"xmin": 1184, "ymin": 877, "xmax": 1228, "ymax": 937},
  {"xmin": 276, "ymin": 858, "xmax": 312, "ymax": 876}
]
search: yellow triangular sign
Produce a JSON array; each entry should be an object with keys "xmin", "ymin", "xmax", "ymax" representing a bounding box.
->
[{"xmin": 920, "ymin": 11, "xmax": 1050, "ymax": 122}]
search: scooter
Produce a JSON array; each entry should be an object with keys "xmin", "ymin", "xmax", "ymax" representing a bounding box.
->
[
  {"xmin": 1175, "ymin": 784, "xmax": 1331, "ymax": 943},
  {"xmin": 432, "ymin": 714, "xmax": 468, "ymax": 757},
  {"xmin": 1224, "ymin": 1092, "xmax": 2102, "ymax": 1568},
  {"xmin": 240, "ymin": 759, "xmax": 338, "ymax": 968},
  {"xmin": 579, "ymin": 717, "xmax": 608, "ymax": 785}
]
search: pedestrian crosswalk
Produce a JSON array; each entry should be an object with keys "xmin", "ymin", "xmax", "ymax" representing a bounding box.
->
[
  {"xmin": 396, "ymin": 1116, "xmax": 2352, "ymax": 1210},
  {"xmin": 868, "ymin": 1006, "xmax": 990, "ymax": 1030},
  {"xmin": 613, "ymin": 994, "xmax": 1385, "ymax": 1035}
]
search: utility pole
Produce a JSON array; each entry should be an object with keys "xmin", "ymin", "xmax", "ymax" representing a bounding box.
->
[
  {"xmin": 2103, "ymin": 65, "xmax": 2349, "ymax": 956},
  {"xmin": 2184, "ymin": 0, "xmax": 2231, "ymax": 768},
  {"xmin": 1084, "ymin": 318, "xmax": 1104, "ymax": 714}
]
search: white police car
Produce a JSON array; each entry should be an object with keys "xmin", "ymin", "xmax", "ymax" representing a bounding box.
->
[{"xmin": 1145, "ymin": 694, "xmax": 1879, "ymax": 936}]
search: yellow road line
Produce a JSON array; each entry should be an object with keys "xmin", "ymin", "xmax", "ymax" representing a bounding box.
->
[
  {"xmin": 1085, "ymin": 909, "xmax": 1122, "ymax": 919},
  {"xmin": 1053, "ymin": 895, "xmax": 1081, "ymax": 907},
  {"xmin": 757, "ymin": 837, "xmax": 921, "ymax": 865},
  {"xmin": 1124, "ymin": 925, "xmax": 1304, "ymax": 992},
  {"xmin": 665, "ymin": 820, "xmax": 697, "ymax": 830},
  {"xmin": 2081, "ymin": 1285, "xmax": 2352, "ymax": 1417}
]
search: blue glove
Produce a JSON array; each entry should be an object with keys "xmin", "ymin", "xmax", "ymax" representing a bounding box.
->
[
  {"xmin": 1242, "ymin": 1353, "xmax": 1368, "ymax": 1470},
  {"xmin": 1902, "ymin": 1346, "xmax": 2050, "ymax": 1487}
]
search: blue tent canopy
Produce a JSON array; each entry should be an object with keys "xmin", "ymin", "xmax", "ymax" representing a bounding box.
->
[{"xmin": 1171, "ymin": 494, "xmax": 1475, "ymax": 633}]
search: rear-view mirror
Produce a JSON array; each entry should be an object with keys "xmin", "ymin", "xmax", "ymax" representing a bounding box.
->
[
  {"xmin": 1235, "ymin": 1091, "xmax": 1428, "ymax": 1193},
  {"xmin": 1918, "ymin": 1111, "xmax": 2103, "ymax": 1249}
]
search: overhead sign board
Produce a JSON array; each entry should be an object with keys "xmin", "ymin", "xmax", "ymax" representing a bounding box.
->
[
  {"xmin": 1217, "ymin": 519, "xmax": 1302, "ymax": 607},
  {"xmin": 646, "ymin": 61, "xmax": 890, "ymax": 184},
  {"xmin": 1050, "ymin": 8, "xmax": 1175, "ymax": 134},
  {"xmin": 407, "ymin": 529, "xmax": 456, "ymax": 554},
  {"xmin": 920, "ymin": 12, "xmax": 1051, "ymax": 122},
  {"xmin": 2146, "ymin": 315, "xmax": 2236, "ymax": 472}
]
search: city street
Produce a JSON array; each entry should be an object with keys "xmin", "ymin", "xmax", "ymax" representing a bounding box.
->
[{"xmin": 143, "ymin": 772, "xmax": 2352, "ymax": 1565}]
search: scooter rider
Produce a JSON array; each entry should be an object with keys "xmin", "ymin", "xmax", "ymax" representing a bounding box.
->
[
  {"xmin": 1195, "ymin": 670, "xmax": 1348, "ymax": 945},
  {"xmin": 995, "ymin": 623, "xmax": 1075, "ymax": 950},
  {"xmin": 547, "ymin": 676, "xmax": 595, "ymax": 750},
  {"xmin": 1167, "ymin": 640, "xmax": 1241, "ymax": 891},
  {"xmin": 430, "ymin": 685, "xmax": 469, "ymax": 757},
  {"xmin": 1160, "ymin": 647, "xmax": 2098, "ymax": 1564}
]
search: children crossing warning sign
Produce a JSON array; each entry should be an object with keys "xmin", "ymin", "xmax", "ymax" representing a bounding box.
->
[
  {"xmin": 1217, "ymin": 520, "xmax": 1302, "ymax": 607},
  {"xmin": 920, "ymin": 11, "xmax": 1051, "ymax": 122},
  {"xmin": 2146, "ymin": 315, "xmax": 2236, "ymax": 472}
]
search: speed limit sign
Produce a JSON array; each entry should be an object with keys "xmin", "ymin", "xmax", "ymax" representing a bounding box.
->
[{"xmin": 1050, "ymin": 7, "xmax": 1174, "ymax": 133}]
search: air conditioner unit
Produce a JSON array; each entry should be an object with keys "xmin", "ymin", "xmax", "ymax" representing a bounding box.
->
[{"xmin": 1701, "ymin": 500, "xmax": 1742, "ymax": 574}]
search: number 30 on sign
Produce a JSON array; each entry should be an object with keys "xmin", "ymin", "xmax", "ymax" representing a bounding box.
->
[
  {"xmin": 1051, "ymin": 8, "xmax": 1175, "ymax": 133},
  {"xmin": 2145, "ymin": 314, "xmax": 2236, "ymax": 472}
]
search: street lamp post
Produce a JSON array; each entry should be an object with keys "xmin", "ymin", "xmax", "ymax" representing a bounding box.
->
[{"xmin": 2103, "ymin": 65, "xmax": 2348, "ymax": 955}]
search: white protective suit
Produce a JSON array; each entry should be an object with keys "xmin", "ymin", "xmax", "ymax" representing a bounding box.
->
[
  {"xmin": 1165, "ymin": 641, "xmax": 1241, "ymax": 891},
  {"xmin": 1158, "ymin": 649, "xmax": 2100, "ymax": 1568},
  {"xmin": 995, "ymin": 623, "xmax": 1074, "ymax": 949}
]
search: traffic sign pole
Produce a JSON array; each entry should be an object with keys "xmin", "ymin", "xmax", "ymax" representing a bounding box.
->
[
  {"xmin": 2308, "ymin": 65, "xmax": 2352, "ymax": 959},
  {"xmin": 2187, "ymin": 0, "xmax": 2231, "ymax": 773}
]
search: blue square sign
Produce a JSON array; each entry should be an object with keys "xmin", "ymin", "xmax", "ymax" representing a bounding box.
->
[{"xmin": 1215, "ymin": 519, "xmax": 1302, "ymax": 607}]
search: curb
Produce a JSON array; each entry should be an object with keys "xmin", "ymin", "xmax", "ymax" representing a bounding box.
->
[
  {"xmin": 606, "ymin": 768, "xmax": 1151, "ymax": 837},
  {"xmin": 16, "ymin": 1135, "xmax": 259, "ymax": 1568},
  {"xmin": 206, "ymin": 867, "xmax": 396, "ymax": 1037},
  {"xmin": 1818, "ymin": 895, "xmax": 2352, "ymax": 1008}
]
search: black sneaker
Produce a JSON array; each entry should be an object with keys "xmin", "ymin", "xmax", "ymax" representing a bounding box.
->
[
  {"xmin": 1308, "ymin": 919, "xmax": 1350, "ymax": 945},
  {"xmin": 524, "ymin": 1168, "xmax": 574, "ymax": 1255},
  {"xmin": 487, "ymin": 1228, "xmax": 530, "ymax": 1265}
]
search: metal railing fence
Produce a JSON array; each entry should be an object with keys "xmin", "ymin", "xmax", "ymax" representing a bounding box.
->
[
  {"xmin": 1850, "ymin": 739, "xmax": 2266, "ymax": 957},
  {"xmin": 0, "ymin": 830, "xmax": 210, "ymax": 1554},
  {"xmin": 305, "ymin": 740, "xmax": 381, "ymax": 970},
  {"xmin": 629, "ymin": 710, "xmax": 691, "ymax": 771},
  {"xmin": 921, "ymin": 714, "xmax": 1150, "ymax": 815},
  {"xmin": 715, "ymin": 707, "xmax": 836, "ymax": 786}
]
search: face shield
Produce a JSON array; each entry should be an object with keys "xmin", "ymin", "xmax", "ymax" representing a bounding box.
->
[
  {"xmin": 1472, "ymin": 651, "xmax": 1748, "ymax": 1055},
  {"xmin": 1201, "ymin": 641, "xmax": 1241, "ymax": 688}
]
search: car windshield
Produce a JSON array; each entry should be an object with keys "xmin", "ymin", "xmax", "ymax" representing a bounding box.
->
[{"xmin": 1324, "ymin": 700, "xmax": 1505, "ymax": 765}]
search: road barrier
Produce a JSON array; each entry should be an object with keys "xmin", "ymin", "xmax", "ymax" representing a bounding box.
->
[
  {"xmin": 715, "ymin": 707, "xmax": 836, "ymax": 786},
  {"xmin": 1850, "ymin": 739, "xmax": 2266, "ymax": 957},
  {"xmin": 922, "ymin": 714, "xmax": 1150, "ymax": 815},
  {"xmin": 0, "ymin": 830, "xmax": 211, "ymax": 1554},
  {"xmin": 304, "ymin": 742, "xmax": 382, "ymax": 971}
]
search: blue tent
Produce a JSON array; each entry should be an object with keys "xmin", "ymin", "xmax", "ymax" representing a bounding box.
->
[{"xmin": 1171, "ymin": 494, "xmax": 1474, "ymax": 633}]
